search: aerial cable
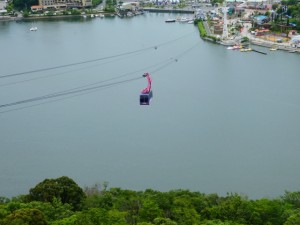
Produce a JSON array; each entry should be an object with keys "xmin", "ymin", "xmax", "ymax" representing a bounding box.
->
[
  {"xmin": 0, "ymin": 48, "xmax": 154, "ymax": 79},
  {"xmin": 0, "ymin": 77, "xmax": 142, "ymax": 109},
  {"xmin": 24, "ymin": 58, "xmax": 175, "ymax": 99},
  {"xmin": 175, "ymin": 41, "xmax": 200, "ymax": 60},
  {"xmin": 0, "ymin": 86, "xmax": 117, "ymax": 115},
  {"xmin": 0, "ymin": 41, "xmax": 199, "ymax": 113},
  {"xmin": 0, "ymin": 31, "xmax": 196, "ymax": 79},
  {"xmin": 0, "ymin": 58, "xmax": 176, "ymax": 109},
  {"xmin": 0, "ymin": 49, "xmax": 149, "ymax": 88}
]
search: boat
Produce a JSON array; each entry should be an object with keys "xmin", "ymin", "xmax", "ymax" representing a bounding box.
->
[
  {"xmin": 127, "ymin": 12, "xmax": 133, "ymax": 17},
  {"xmin": 30, "ymin": 26, "xmax": 37, "ymax": 31},
  {"xmin": 188, "ymin": 20, "xmax": 194, "ymax": 24},
  {"xmin": 269, "ymin": 45, "xmax": 277, "ymax": 51},
  {"xmin": 29, "ymin": 22, "xmax": 38, "ymax": 31},
  {"xmin": 179, "ymin": 17, "xmax": 189, "ymax": 22},
  {"xmin": 165, "ymin": 19, "xmax": 176, "ymax": 23},
  {"xmin": 240, "ymin": 48, "xmax": 252, "ymax": 52},
  {"xmin": 233, "ymin": 45, "xmax": 242, "ymax": 50},
  {"xmin": 227, "ymin": 45, "xmax": 242, "ymax": 50}
]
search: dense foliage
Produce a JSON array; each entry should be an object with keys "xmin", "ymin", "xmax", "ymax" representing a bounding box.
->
[
  {"xmin": 104, "ymin": 0, "xmax": 116, "ymax": 13},
  {"xmin": 265, "ymin": 2, "xmax": 300, "ymax": 32},
  {"xmin": 27, "ymin": 176, "xmax": 86, "ymax": 210},
  {"xmin": 12, "ymin": 0, "xmax": 38, "ymax": 10},
  {"xmin": 92, "ymin": 0, "xmax": 103, "ymax": 7},
  {"xmin": 197, "ymin": 21, "xmax": 219, "ymax": 42},
  {"xmin": 1, "ymin": 176, "xmax": 300, "ymax": 225}
]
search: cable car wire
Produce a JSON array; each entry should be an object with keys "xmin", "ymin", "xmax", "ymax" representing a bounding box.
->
[
  {"xmin": 0, "ymin": 77, "xmax": 142, "ymax": 109},
  {"xmin": 0, "ymin": 58, "xmax": 177, "ymax": 109},
  {"xmin": 23, "ymin": 58, "xmax": 175, "ymax": 99},
  {"xmin": 0, "ymin": 40, "xmax": 200, "ymax": 113},
  {"xmin": 0, "ymin": 31, "xmax": 195, "ymax": 79},
  {"xmin": 0, "ymin": 50, "xmax": 148, "ymax": 88}
]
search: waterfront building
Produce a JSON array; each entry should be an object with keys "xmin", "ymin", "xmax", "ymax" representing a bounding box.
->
[
  {"xmin": 120, "ymin": 2, "xmax": 140, "ymax": 11},
  {"xmin": 30, "ymin": 0, "xmax": 92, "ymax": 11}
]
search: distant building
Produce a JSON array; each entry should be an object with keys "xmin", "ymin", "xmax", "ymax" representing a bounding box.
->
[
  {"xmin": 31, "ymin": 0, "xmax": 92, "ymax": 10},
  {"xmin": 31, "ymin": 5, "xmax": 44, "ymax": 11},
  {"xmin": 120, "ymin": 2, "xmax": 140, "ymax": 10}
]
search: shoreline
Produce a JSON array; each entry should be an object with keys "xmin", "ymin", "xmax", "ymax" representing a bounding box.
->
[
  {"xmin": 1, "ymin": 11, "xmax": 299, "ymax": 53},
  {"xmin": 200, "ymin": 37, "xmax": 300, "ymax": 53},
  {"xmin": 200, "ymin": 21, "xmax": 300, "ymax": 54}
]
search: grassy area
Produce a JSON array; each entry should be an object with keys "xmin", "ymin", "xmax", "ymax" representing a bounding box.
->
[
  {"xmin": 197, "ymin": 20, "xmax": 219, "ymax": 42},
  {"xmin": 197, "ymin": 21, "xmax": 206, "ymax": 37}
]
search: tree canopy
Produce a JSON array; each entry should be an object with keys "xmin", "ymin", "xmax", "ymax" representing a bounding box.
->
[
  {"xmin": 0, "ymin": 176, "xmax": 300, "ymax": 225},
  {"xmin": 27, "ymin": 176, "xmax": 86, "ymax": 210}
]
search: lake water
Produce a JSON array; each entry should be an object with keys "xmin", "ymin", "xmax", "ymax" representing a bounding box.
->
[{"xmin": 0, "ymin": 13, "xmax": 300, "ymax": 199}]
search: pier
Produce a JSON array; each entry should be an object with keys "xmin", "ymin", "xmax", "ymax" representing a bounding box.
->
[{"xmin": 143, "ymin": 7, "xmax": 195, "ymax": 14}]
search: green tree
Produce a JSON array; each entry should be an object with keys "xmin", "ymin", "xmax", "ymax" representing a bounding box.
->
[
  {"xmin": 171, "ymin": 196, "xmax": 200, "ymax": 225},
  {"xmin": 208, "ymin": 194, "xmax": 253, "ymax": 225},
  {"xmin": 200, "ymin": 220, "xmax": 245, "ymax": 225},
  {"xmin": 106, "ymin": 209, "xmax": 127, "ymax": 225},
  {"xmin": 51, "ymin": 214, "xmax": 79, "ymax": 225},
  {"xmin": 1, "ymin": 208, "xmax": 47, "ymax": 225},
  {"xmin": 282, "ymin": 191, "xmax": 300, "ymax": 208},
  {"xmin": 27, "ymin": 176, "xmax": 86, "ymax": 210},
  {"xmin": 252, "ymin": 198, "xmax": 285, "ymax": 225},
  {"xmin": 13, "ymin": 0, "xmax": 38, "ymax": 10},
  {"xmin": 153, "ymin": 217, "xmax": 177, "ymax": 225},
  {"xmin": 284, "ymin": 211, "xmax": 300, "ymax": 225},
  {"xmin": 0, "ymin": 197, "xmax": 10, "ymax": 204},
  {"xmin": 22, "ymin": 199, "xmax": 73, "ymax": 222},
  {"xmin": 0, "ymin": 205, "xmax": 9, "ymax": 220},
  {"xmin": 83, "ymin": 192, "xmax": 113, "ymax": 210},
  {"xmin": 139, "ymin": 199, "xmax": 163, "ymax": 223}
]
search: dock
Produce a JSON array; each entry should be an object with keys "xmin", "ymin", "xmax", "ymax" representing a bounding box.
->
[{"xmin": 143, "ymin": 8, "xmax": 195, "ymax": 14}]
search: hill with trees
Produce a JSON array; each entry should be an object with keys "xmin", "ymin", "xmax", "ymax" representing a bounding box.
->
[{"xmin": 0, "ymin": 176, "xmax": 300, "ymax": 225}]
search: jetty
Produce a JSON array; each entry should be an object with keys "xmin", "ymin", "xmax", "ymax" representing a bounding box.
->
[
  {"xmin": 251, "ymin": 49, "xmax": 267, "ymax": 55},
  {"xmin": 143, "ymin": 7, "xmax": 194, "ymax": 14}
]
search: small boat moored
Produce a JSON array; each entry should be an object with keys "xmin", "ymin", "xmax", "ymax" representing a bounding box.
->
[
  {"xmin": 269, "ymin": 45, "xmax": 278, "ymax": 51},
  {"xmin": 165, "ymin": 19, "xmax": 176, "ymax": 23},
  {"xmin": 240, "ymin": 48, "xmax": 252, "ymax": 52},
  {"xmin": 30, "ymin": 26, "xmax": 38, "ymax": 31},
  {"xmin": 227, "ymin": 45, "xmax": 242, "ymax": 50}
]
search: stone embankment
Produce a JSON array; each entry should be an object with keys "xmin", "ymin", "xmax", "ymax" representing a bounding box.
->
[
  {"xmin": 249, "ymin": 39, "xmax": 300, "ymax": 53},
  {"xmin": 0, "ymin": 16, "xmax": 21, "ymax": 21}
]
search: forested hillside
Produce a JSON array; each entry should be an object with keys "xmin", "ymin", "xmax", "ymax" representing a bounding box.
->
[{"xmin": 0, "ymin": 176, "xmax": 300, "ymax": 225}]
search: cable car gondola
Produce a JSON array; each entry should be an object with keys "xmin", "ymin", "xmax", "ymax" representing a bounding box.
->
[{"xmin": 140, "ymin": 72, "xmax": 153, "ymax": 105}]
